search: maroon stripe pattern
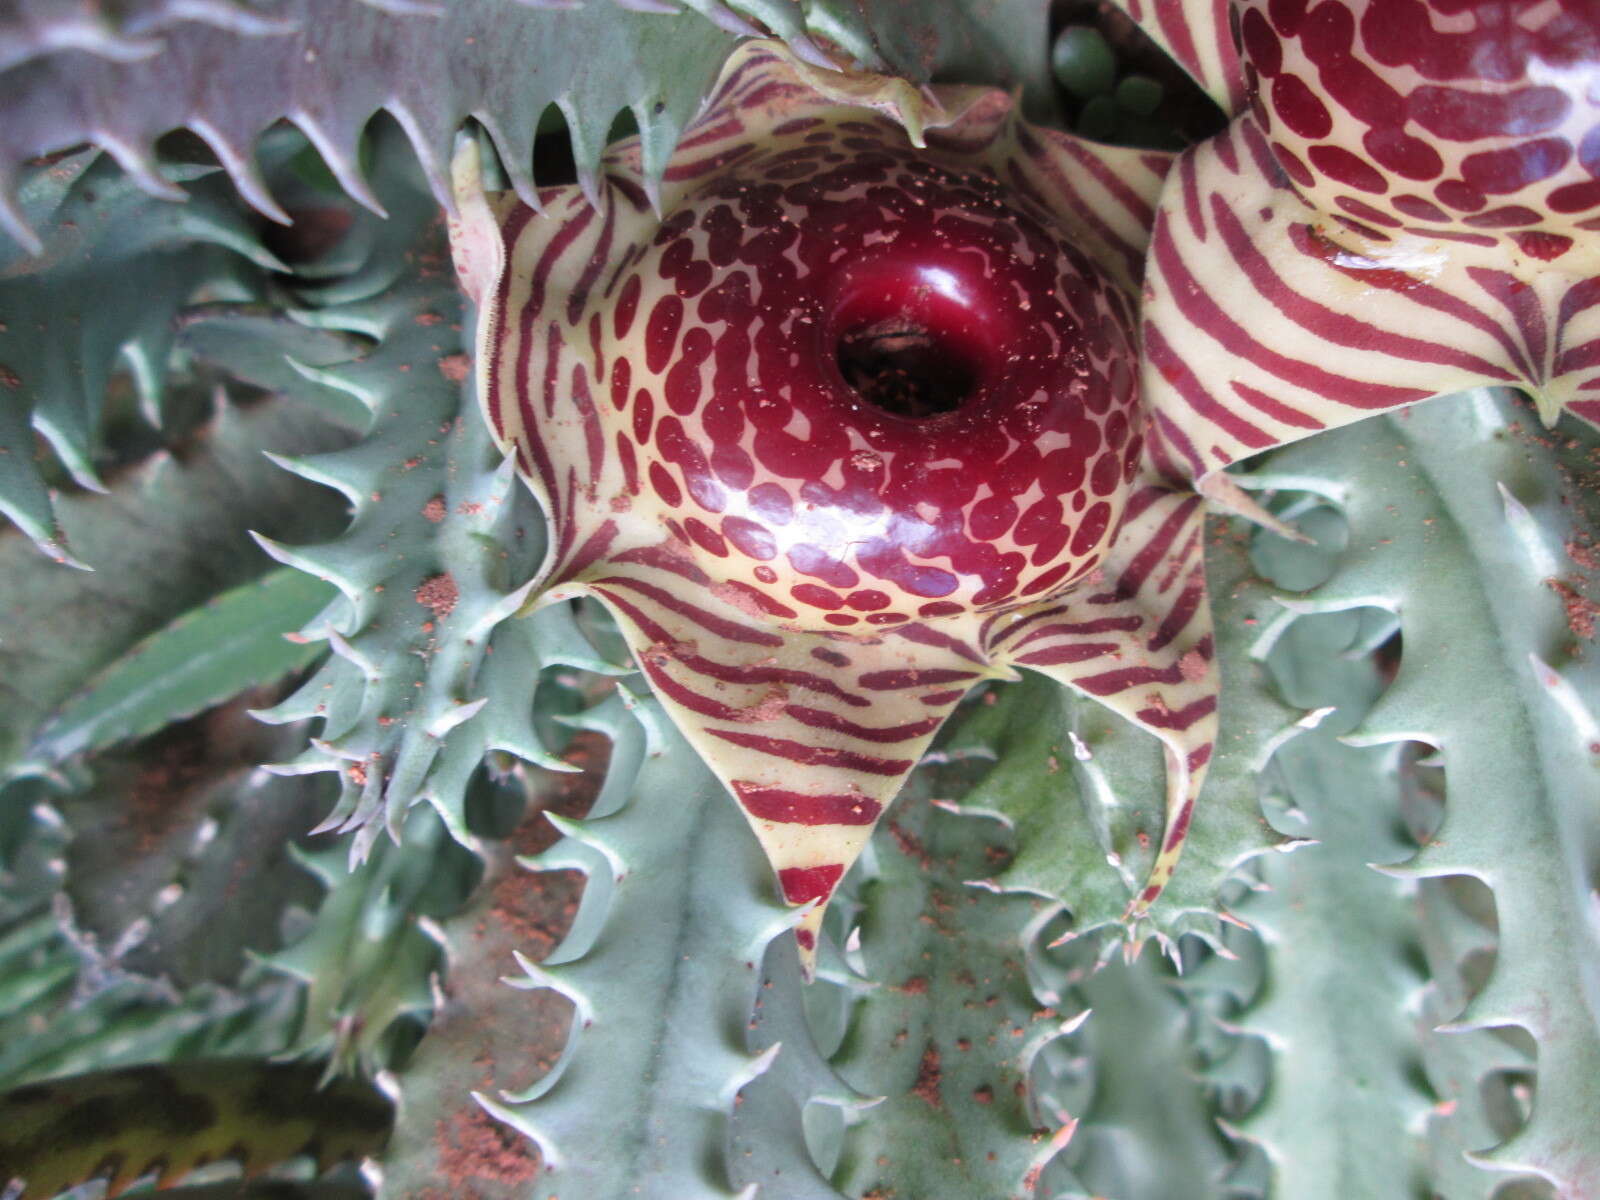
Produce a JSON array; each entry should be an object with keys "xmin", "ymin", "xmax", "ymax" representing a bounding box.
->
[
  {"xmin": 1110, "ymin": 0, "xmax": 1247, "ymax": 115},
  {"xmin": 1143, "ymin": 1, "xmax": 1600, "ymax": 484},
  {"xmin": 987, "ymin": 486, "xmax": 1217, "ymax": 901},
  {"xmin": 450, "ymin": 40, "xmax": 1221, "ymax": 971}
]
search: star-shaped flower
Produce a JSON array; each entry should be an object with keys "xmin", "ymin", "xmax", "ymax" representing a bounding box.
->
[
  {"xmin": 448, "ymin": 40, "xmax": 1213, "ymax": 970},
  {"xmin": 448, "ymin": 0, "xmax": 1600, "ymax": 974}
]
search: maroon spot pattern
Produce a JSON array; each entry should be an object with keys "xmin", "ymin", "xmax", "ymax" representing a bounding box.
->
[
  {"xmin": 1238, "ymin": 0, "xmax": 1600, "ymax": 250},
  {"xmin": 468, "ymin": 44, "xmax": 1222, "ymax": 951},
  {"xmin": 552, "ymin": 118, "xmax": 1142, "ymax": 630}
]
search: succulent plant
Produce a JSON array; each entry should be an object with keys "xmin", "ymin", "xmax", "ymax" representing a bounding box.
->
[
  {"xmin": 0, "ymin": 1059, "xmax": 390, "ymax": 1197},
  {"xmin": 0, "ymin": 2, "xmax": 1596, "ymax": 1199}
]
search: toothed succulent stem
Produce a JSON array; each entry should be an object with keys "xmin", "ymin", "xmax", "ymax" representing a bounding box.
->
[{"xmin": 2, "ymin": 5, "xmax": 1599, "ymax": 1199}]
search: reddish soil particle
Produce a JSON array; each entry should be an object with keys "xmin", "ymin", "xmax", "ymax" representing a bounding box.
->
[
  {"xmin": 347, "ymin": 762, "xmax": 368, "ymax": 787},
  {"xmin": 0, "ymin": 364, "xmax": 19, "ymax": 389},
  {"xmin": 1569, "ymin": 536, "xmax": 1600, "ymax": 571},
  {"xmin": 438, "ymin": 353, "xmax": 472, "ymax": 382},
  {"xmin": 1547, "ymin": 578, "xmax": 1598, "ymax": 640},
  {"xmin": 123, "ymin": 761, "xmax": 190, "ymax": 857},
  {"xmin": 1179, "ymin": 648, "xmax": 1208, "ymax": 682},
  {"xmin": 640, "ymin": 638, "xmax": 697, "ymax": 668},
  {"xmin": 850, "ymin": 449, "xmax": 885, "ymax": 472},
  {"xmin": 710, "ymin": 579, "xmax": 773, "ymax": 618},
  {"xmin": 487, "ymin": 871, "xmax": 578, "ymax": 963},
  {"xmin": 415, "ymin": 312, "xmax": 445, "ymax": 326},
  {"xmin": 457, "ymin": 501, "xmax": 485, "ymax": 516},
  {"xmin": 972, "ymin": 1084, "xmax": 994, "ymax": 1105},
  {"xmin": 887, "ymin": 819, "xmax": 930, "ymax": 869},
  {"xmin": 898, "ymin": 975, "xmax": 928, "ymax": 995},
  {"xmin": 726, "ymin": 686, "xmax": 789, "ymax": 723},
  {"xmin": 423, "ymin": 495, "xmax": 448, "ymax": 523},
  {"xmin": 656, "ymin": 533, "xmax": 701, "ymax": 567},
  {"xmin": 434, "ymin": 1104, "xmax": 538, "ymax": 1189},
  {"xmin": 116, "ymin": 696, "xmax": 270, "ymax": 853},
  {"xmin": 415, "ymin": 572, "xmax": 460, "ymax": 620},
  {"xmin": 912, "ymin": 1043, "xmax": 942, "ymax": 1109}
]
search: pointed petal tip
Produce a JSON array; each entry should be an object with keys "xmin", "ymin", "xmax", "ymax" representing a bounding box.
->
[
  {"xmin": 792, "ymin": 903, "xmax": 826, "ymax": 981},
  {"xmin": 1532, "ymin": 388, "xmax": 1565, "ymax": 428},
  {"xmin": 741, "ymin": 36, "xmax": 949, "ymax": 148}
]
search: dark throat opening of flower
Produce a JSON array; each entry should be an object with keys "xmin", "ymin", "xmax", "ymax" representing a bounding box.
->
[{"xmin": 835, "ymin": 316, "xmax": 978, "ymax": 420}]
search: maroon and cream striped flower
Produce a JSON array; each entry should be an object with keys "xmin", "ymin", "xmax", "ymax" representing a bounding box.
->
[
  {"xmin": 1138, "ymin": 0, "xmax": 1600, "ymax": 488},
  {"xmin": 448, "ymin": 1, "xmax": 1600, "ymax": 971},
  {"xmin": 449, "ymin": 41, "xmax": 1213, "ymax": 969}
]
